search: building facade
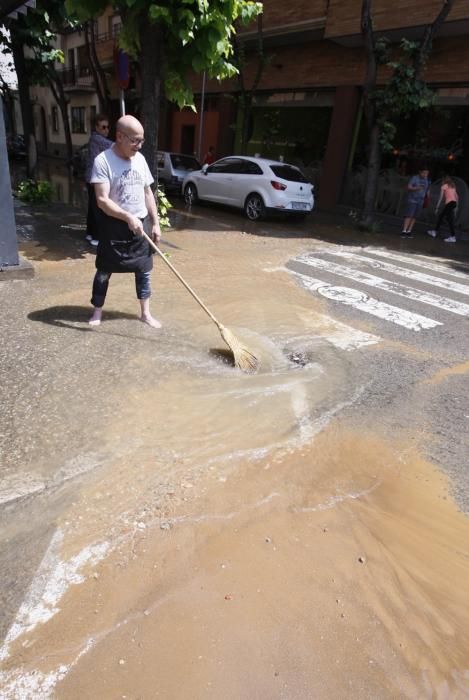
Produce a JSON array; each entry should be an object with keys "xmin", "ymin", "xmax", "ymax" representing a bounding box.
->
[{"xmin": 27, "ymin": 0, "xmax": 469, "ymax": 212}]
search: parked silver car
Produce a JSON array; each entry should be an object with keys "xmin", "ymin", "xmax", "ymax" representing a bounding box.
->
[
  {"xmin": 156, "ymin": 151, "xmax": 201, "ymax": 193},
  {"xmin": 182, "ymin": 156, "xmax": 314, "ymax": 221}
]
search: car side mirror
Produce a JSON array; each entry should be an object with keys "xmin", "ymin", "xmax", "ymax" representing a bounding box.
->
[{"xmin": 202, "ymin": 164, "xmax": 208, "ymax": 175}]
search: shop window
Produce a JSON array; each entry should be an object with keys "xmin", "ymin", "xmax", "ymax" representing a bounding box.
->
[{"xmin": 71, "ymin": 107, "xmax": 86, "ymax": 134}]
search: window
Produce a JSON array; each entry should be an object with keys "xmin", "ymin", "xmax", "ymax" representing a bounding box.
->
[
  {"xmin": 269, "ymin": 164, "xmax": 309, "ymax": 183},
  {"xmin": 110, "ymin": 14, "xmax": 121, "ymax": 37},
  {"xmin": 51, "ymin": 106, "xmax": 59, "ymax": 133},
  {"xmin": 208, "ymin": 158, "xmax": 243, "ymax": 174},
  {"xmin": 170, "ymin": 154, "xmax": 200, "ymax": 171},
  {"xmin": 240, "ymin": 159, "xmax": 263, "ymax": 175},
  {"xmin": 71, "ymin": 107, "xmax": 86, "ymax": 134}
]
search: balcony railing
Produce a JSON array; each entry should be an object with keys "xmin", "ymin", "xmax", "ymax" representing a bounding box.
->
[
  {"xmin": 95, "ymin": 22, "xmax": 122, "ymax": 43},
  {"xmin": 60, "ymin": 66, "xmax": 94, "ymax": 90}
]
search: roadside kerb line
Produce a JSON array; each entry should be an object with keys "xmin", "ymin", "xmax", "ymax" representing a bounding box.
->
[
  {"xmin": 290, "ymin": 270, "xmax": 441, "ymax": 331},
  {"xmin": 321, "ymin": 250, "xmax": 469, "ymax": 297},
  {"xmin": 293, "ymin": 256, "xmax": 469, "ymax": 317}
]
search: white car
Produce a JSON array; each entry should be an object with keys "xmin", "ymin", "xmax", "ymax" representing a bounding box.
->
[{"xmin": 182, "ymin": 156, "xmax": 314, "ymax": 221}]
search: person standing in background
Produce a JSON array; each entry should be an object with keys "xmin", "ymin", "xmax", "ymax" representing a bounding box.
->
[
  {"xmin": 401, "ymin": 166, "xmax": 430, "ymax": 239},
  {"xmin": 427, "ymin": 176, "xmax": 459, "ymax": 243},
  {"xmin": 203, "ymin": 146, "xmax": 216, "ymax": 165},
  {"xmin": 85, "ymin": 114, "xmax": 113, "ymax": 246}
]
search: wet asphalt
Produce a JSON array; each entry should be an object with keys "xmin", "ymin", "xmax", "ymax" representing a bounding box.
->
[{"xmin": 1, "ymin": 190, "xmax": 468, "ymax": 651}]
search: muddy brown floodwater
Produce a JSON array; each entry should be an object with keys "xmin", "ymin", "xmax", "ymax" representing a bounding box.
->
[{"xmin": 1, "ymin": 212, "xmax": 469, "ymax": 698}]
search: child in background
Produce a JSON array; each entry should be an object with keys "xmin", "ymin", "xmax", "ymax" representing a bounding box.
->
[
  {"xmin": 427, "ymin": 176, "xmax": 459, "ymax": 243},
  {"xmin": 401, "ymin": 167, "xmax": 430, "ymax": 238}
]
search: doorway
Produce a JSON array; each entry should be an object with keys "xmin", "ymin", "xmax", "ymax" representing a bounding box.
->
[{"xmin": 181, "ymin": 125, "xmax": 195, "ymax": 155}]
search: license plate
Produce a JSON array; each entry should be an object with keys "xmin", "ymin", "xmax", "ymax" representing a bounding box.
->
[{"xmin": 292, "ymin": 202, "xmax": 308, "ymax": 210}]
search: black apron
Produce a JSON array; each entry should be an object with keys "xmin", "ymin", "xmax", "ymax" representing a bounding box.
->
[{"xmin": 95, "ymin": 213, "xmax": 153, "ymax": 273}]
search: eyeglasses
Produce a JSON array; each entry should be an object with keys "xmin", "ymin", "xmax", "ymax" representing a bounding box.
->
[
  {"xmin": 98, "ymin": 124, "xmax": 109, "ymax": 130},
  {"xmin": 122, "ymin": 133, "xmax": 145, "ymax": 146}
]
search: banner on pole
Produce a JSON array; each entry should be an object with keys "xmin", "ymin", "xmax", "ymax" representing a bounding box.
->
[{"xmin": 114, "ymin": 45, "xmax": 130, "ymax": 90}]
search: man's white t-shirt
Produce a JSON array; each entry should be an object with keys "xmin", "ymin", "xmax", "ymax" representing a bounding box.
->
[{"xmin": 91, "ymin": 147, "xmax": 154, "ymax": 218}]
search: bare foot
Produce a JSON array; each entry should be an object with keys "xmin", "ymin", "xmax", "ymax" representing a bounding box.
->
[
  {"xmin": 140, "ymin": 314, "xmax": 162, "ymax": 329},
  {"xmin": 89, "ymin": 308, "xmax": 102, "ymax": 326}
]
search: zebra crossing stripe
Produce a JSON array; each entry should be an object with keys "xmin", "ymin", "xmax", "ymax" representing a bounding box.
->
[
  {"xmin": 293, "ymin": 255, "xmax": 469, "ymax": 316},
  {"xmin": 323, "ymin": 250, "xmax": 469, "ymax": 297},
  {"xmin": 290, "ymin": 271, "xmax": 441, "ymax": 331},
  {"xmin": 362, "ymin": 248, "xmax": 469, "ymax": 280}
]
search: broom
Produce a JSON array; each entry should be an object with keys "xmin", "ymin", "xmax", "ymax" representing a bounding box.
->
[{"xmin": 142, "ymin": 231, "xmax": 259, "ymax": 373}]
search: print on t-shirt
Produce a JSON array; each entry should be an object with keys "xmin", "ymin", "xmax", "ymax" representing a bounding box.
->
[{"xmin": 117, "ymin": 169, "xmax": 145, "ymax": 209}]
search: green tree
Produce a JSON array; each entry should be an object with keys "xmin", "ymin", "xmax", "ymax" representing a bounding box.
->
[
  {"xmin": 3, "ymin": 0, "xmax": 78, "ymax": 173},
  {"xmin": 360, "ymin": 0, "xmax": 454, "ymax": 228},
  {"xmin": 66, "ymin": 0, "xmax": 262, "ymax": 173}
]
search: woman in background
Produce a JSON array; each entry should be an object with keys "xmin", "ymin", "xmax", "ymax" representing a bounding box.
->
[{"xmin": 427, "ymin": 176, "xmax": 459, "ymax": 244}]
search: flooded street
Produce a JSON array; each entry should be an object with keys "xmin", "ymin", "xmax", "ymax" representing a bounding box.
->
[{"xmin": 1, "ymin": 191, "xmax": 469, "ymax": 698}]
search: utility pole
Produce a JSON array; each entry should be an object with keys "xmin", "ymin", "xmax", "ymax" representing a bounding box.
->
[{"xmin": 0, "ymin": 0, "xmax": 35, "ymax": 277}]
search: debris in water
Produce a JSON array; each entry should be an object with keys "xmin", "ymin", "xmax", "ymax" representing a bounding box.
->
[
  {"xmin": 358, "ymin": 556, "xmax": 366, "ymax": 564},
  {"xmin": 286, "ymin": 350, "xmax": 308, "ymax": 367}
]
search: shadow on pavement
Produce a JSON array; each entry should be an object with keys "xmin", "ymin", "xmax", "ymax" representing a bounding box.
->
[{"xmin": 28, "ymin": 305, "xmax": 137, "ymax": 330}]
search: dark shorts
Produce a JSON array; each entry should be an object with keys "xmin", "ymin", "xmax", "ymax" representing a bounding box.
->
[{"xmin": 404, "ymin": 201, "xmax": 423, "ymax": 218}]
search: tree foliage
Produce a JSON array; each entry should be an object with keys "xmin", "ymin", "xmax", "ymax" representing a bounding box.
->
[
  {"xmin": 372, "ymin": 38, "xmax": 436, "ymax": 152},
  {"xmin": 359, "ymin": 0, "xmax": 454, "ymax": 227},
  {"xmin": 66, "ymin": 0, "xmax": 262, "ymax": 109},
  {"xmin": 2, "ymin": 0, "xmax": 79, "ymax": 168}
]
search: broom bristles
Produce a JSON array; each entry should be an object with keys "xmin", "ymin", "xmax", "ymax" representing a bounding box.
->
[{"xmin": 220, "ymin": 326, "xmax": 259, "ymax": 373}]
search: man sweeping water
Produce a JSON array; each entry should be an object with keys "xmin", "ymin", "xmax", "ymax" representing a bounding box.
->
[{"xmin": 88, "ymin": 115, "xmax": 162, "ymax": 328}]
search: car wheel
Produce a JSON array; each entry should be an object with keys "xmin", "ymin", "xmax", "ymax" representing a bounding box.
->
[
  {"xmin": 184, "ymin": 182, "xmax": 198, "ymax": 206},
  {"xmin": 244, "ymin": 193, "xmax": 265, "ymax": 221}
]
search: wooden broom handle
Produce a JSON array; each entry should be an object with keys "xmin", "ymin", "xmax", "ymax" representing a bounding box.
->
[{"xmin": 142, "ymin": 231, "xmax": 223, "ymax": 329}]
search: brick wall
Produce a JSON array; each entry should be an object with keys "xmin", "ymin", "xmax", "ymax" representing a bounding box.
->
[
  {"xmin": 257, "ymin": 0, "xmax": 328, "ymax": 31},
  {"xmin": 325, "ymin": 0, "xmax": 469, "ymax": 38},
  {"xmin": 203, "ymin": 33, "xmax": 469, "ymax": 96}
]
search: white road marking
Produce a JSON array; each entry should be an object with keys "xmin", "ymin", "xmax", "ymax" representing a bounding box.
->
[
  {"xmin": 291, "ymin": 271, "xmax": 441, "ymax": 331},
  {"xmin": 264, "ymin": 265, "xmax": 380, "ymax": 349},
  {"xmin": 321, "ymin": 250, "xmax": 469, "ymax": 297},
  {"xmin": 0, "ymin": 529, "xmax": 110, "ymax": 664},
  {"xmin": 294, "ymin": 255, "xmax": 469, "ymax": 316},
  {"xmin": 362, "ymin": 247, "xmax": 469, "ymax": 280}
]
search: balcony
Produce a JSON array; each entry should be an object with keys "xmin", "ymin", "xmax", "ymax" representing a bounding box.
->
[
  {"xmin": 95, "ymin": 23, "xmax": 122, "ymax": 65},
  {"xmin": 60, "ymin": 66, "xmax": 95, "ymax": 93}
]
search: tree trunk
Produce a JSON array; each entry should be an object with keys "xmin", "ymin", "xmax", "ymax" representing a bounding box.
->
[
  {"xmin": 139, "ymin": 21, "xmax": 164, "ymax": 177},
  {"xmin": 360, "ymin": 0, "xmax": 379, "ymax": 226},
  {"xmin": 1, "ymin": 81, "xmax": 16, "ymax": 136},
  {"xmin": 85, "ymin": 21, "xmax": 112, "ymax": 115},
  {"xmin": 361, "ymin": 123, "xmax": 381, "ymax": 227},
  {"xmin": 236, "ymin": 15, "xmax": 265, "ymax": 156},
  {"xmin": 239, "ymin": 95, "xmax": 252, "ymax": 155},
  {"xmin": 11, "ymin": 31, "xmax": 36, "ymax": 178},
  {"xmin": 415, "ymin": 0, "xmax": 454, "ymax": 76},
  {"xmin": 48, "ymin": 73, "xmax": 73, "ymax": 164}
]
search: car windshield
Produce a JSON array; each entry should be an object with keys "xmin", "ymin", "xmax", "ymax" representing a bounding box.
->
[
  {"xmin": 170, "ymin": 154, "xmax": 200, "ymax": 171},
  {"xmin": 269, "ymin": 164, "xmax": 309, "ymax": 183}
]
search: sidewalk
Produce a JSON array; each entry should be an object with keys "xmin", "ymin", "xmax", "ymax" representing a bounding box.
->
[{"xmin": 311, "ymin": 205, "xmax": 469, "ymax": 263}]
